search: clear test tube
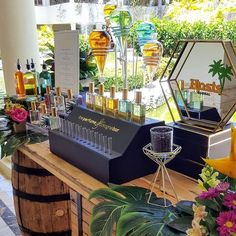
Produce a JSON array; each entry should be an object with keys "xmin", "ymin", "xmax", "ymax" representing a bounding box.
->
[
  {"xmin": 87, "ymin": 129, "xmax": 91, "ymax": 145},
  {"xmin": 108, "ymin": 137, "xmax": 112, "ymax": 155},
  {"xmin": 82, "ymin": 127, "xmax": 87, "ymax": 142},
  {"xmin": 78, "ymin": 126, "xmax": 82, "ymax": 140},
  {"xmin": 99, "ymin": 133, "xmax": 103, "ymax": 150},
  {"xmin": 103, "ymin": 135, "xmax": 108, "ymax": 153},
  {"xmin": 94, "ymin": 132, "xmax": 99, "ymax": 148},
  {"xmin": 90, "ymin": 130, "xmax": 95, "ymax": 147},
  {"xmin": 64, "ymin": 120, "xmax": 69, "ymax": 136}
]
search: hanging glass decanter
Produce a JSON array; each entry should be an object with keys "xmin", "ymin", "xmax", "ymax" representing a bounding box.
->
[
  {"xmin": 89, "ymin": 24, "xmax": 111, "ymax": 83},
  {"xmin": 109, "ymin": 0, "xmax": 132, "ymax": 58},
  {"xmin": 136, "ymin": 19, "xmax": 156, "ymax": 52},
  {"xmin": 143, "ymin": 38, "xmax": 163, "ymax": 87}
]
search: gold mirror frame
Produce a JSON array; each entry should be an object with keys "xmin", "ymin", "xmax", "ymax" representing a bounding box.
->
[{"xmin": 160, "ymin": 40, "xmax": 236, "ymax": 133}]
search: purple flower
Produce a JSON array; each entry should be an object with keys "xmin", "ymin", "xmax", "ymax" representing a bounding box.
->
[
  {"xmin": 216, "ymin": 211, "xmax": 236, "ymax": 236},
  {"xmin": 198, "ymin": 187, "xmax": 219, "ymax": 200},
  {"xmin": 216, "ymin": 182, "xmax": 230, "ymax": 192},
  {"xmin": 198, "ymin": 182, "xmax": 230, "ymax": 200},
  {"xmin": 224, "ymin": 193, "xmax": 236, "ymax": 210}
]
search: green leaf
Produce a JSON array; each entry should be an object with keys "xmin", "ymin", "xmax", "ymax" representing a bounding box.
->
[
  {"xmin": 176, "ymin": 200, "xmax": 194, "ymax": 216},
  {"xmin": 167, "ymin": 216, "xmax": 193, "ymax": 233}
]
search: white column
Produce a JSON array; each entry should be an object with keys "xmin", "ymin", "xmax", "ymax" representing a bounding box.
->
[{"xmin": 0, "ymin": 0, "xmax": 40, "ymax": 95}]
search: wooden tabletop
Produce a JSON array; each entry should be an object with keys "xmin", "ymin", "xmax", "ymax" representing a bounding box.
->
[{"xmin": 19, "ymin": 141, "xmax": 200, "ymax": 204}]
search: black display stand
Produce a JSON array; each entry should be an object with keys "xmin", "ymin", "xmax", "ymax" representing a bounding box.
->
[
  {"xmin": 180, "ymin": 106, "xmax": 221, "ymax": 122},
  {"xmin": 166, "ymin": 122, "xmax": 232, "ymax": 179},
  {"xmin": 49, "ymin": 106, "xmax": 164, "ymax": 184}
]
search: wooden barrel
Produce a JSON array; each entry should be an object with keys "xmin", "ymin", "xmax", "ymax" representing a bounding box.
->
[{"xmin": 12, "ymin": 150, "xmax": 71, "ymax": 236}]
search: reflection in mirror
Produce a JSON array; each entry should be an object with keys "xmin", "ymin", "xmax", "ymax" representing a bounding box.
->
[{"xmin": 160, "ymin": 40, "xmax": 236, "ymax": 132}]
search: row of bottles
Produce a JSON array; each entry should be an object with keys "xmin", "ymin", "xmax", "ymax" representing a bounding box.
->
[
  {"xmin": 15, "ymin": 59, "xmax": 53, "ymax": 98},
  {"xmin": 29, "ymin": 101, "xmax": 59, "ymax": 130},
  {"xmin": 86, "ymin": 82, "xmax": 146, "ymax": 123},
  {"xmin": 175, "ymin": 80, "xmax": 203, "ymax": 110}
]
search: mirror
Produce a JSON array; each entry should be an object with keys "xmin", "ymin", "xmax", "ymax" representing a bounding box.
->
[{"xmin": 160, "ymin": 40, "xmax": 236, "ymax": 132}]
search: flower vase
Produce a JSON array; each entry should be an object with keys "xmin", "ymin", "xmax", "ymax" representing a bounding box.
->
[{"xmin": 13, "ymin": 121, "xmax": 26, "ymax": 134}]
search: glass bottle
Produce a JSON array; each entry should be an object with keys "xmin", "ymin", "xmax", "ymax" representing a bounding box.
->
[
  {"xmin": 66, "ymin": 89, "xmax": 74, "ymax": 113},
  {"xmin": 143, "ymin": 39, "xmax": 163, "ymax": 86},
  {"xmin": 39, "ymin": 103, "xmax": 50, "ymax": 128},
  {"xmin": 95, "ymin": 83, "xmax": 106, "ymax": 113},
  {"xmin": 39, "ymin": 61, "xmax": 52, "ymax": 96},
  {"xmin": 136, "ymin": 20, "xmax": 156, "ymax": 50},
  {"xmin": 54, "ymin": 87, "xmax": 65, "ymax": 114},
  {"xmin": 104, "ymin": 1, "xmax": 117, "ymax": 20},
  {"xmin": 118, "ymin": 88, "xmax": 131, "ymax": 120},
  {"xmin": 24, "ymin": 60, "xmax": 37, "ymax": 96},
  {"xmin": 109, "ymin": 0, "xmax": 132, "ymax": 57},
  {"xmin": 131, "ymin": 91, "xmax": 146, "ymax": 123},
  {"xmin": 49, "ymin": 107, "xmax": 59, "ymax": 130},
  {"xmin": 175, "ymin": 80, "xmax": 188, "ymax": 107},
  {"xmin": 44, "ymin": 86, "xmax": 52, "ymax": 112},
  {"xmin": 29, "ymin": 101, "xmax": 40, "ymax": 125},
  {"xmin": 105, "ymin": 85, "xmax": 118, "ymax": 117},
  {"xmin": 189, "ymin": 91, "xmax": 203, "ymax": 110},
  {"xmin": 15, "ymin": 59, "xmax": 25, "ymax": 98},
  {"xmin": 30, "ymin": 59, "xmax": 40, "ymax": 95},
  {"xmin": 86, "ymin": 82, "xmax": 96, "ymax": 110},
  {"xmin": 89, "ymin": 24, "xmax": 111, "ymax": 82}
]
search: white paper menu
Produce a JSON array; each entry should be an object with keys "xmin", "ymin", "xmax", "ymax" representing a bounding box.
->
[{"xmin": 54, "ymin": 30, "xmax": 80, "ymax": 94}]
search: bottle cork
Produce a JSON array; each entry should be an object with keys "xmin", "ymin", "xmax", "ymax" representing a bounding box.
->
[
  {"xmin": 89, "ymin": 82, "xmax": 94, "ymax": 93},
  {"xmin": 51, "ymin": 107, "xmax": 57, "ymax": 117},
  {"xmin": 31, "ymin": 101, "xmax": 36, "ymax": 111},
  {"xmin": 122, "ymin": 88, "xmax": 128, "ymax": 100},
  {"xmin": 67, "ymin": 89, "xmax": 73, "ymax": 99},
  {"xmin": 135, "ymin": 91, "xmax": 142, "ymax": 104},
  {"xmin": 178, "ymin": 80, "xmax": 185, "ymax": 91},
  {"xmin": 98, "ymin": 84, "xmax": 104, "ymax": 96},
  {"xmin": 40, "ymin": 103, "xmax": 47, "ymax": 114},
  {"xmin": 46, "ymin": 86, "xmax": 51, "ymax": 95},
  {"xmin": 110, "ymin": 86, "xmax": 116, "ymax": 98},
  {"xmin": 56, "ymin": 87, "xmax": 61, "ymax": 96}
]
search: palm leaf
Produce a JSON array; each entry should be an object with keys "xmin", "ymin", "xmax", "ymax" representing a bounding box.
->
[{"xmin": 89, "ymin": 185, "xmax": 193, "ymax": 236}]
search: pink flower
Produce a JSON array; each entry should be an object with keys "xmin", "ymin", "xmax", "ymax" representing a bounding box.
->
[
  {"xmin": 198, "ymin": 187, "xmax": 219, "ymax": 200},
  {"xmin": 216, "ymin": 182, "xmax": 230, "ymax": 192},
  {"xmin": 9, "ymin": 108, "xmax": 28, "ymax": 123},
  {"xmin": 198, "ymin": 182, "xmax": 230, "ymax": 200},
  {"xmin": 224, "ymin": 193, "xmax": 236, "ymax": 210},
  {"xmin": 216, "ymin": 211, "xmax": 236, "ymax": 236}
]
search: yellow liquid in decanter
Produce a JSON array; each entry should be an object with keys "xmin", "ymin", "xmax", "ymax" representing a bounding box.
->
[{"xmin": 89, "ymin": 31, "xmax": 110, "ymax": 76}]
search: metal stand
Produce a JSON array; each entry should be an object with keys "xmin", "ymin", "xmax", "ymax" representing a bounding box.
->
[{"xmin": 143, "ymin": 143, "xmax": 182, "ymax": 207}]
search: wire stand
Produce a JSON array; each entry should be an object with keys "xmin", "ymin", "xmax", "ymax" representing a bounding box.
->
[{"xmin": 143, "ymin": 143, "xmax": 182, "ymax": 207}]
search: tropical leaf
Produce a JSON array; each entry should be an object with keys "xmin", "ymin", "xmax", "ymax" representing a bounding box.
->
[
  {"xmin": 89, "ymin": 185, "xmax": 192, "ymax": 236},
  {"xmin": 167, "ymin": 215, "xmax": 193, "ymax": 233},
  {"xmin": 176, "ymin": 200, "xmax": 194, "ymax": 216}
]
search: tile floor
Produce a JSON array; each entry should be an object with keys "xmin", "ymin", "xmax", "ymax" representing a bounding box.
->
[{"xmin": 0, "ymin": 173, "xmax": 21, "ymax": 236}]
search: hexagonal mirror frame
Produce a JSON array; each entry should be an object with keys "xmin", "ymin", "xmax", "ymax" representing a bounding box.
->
[{"xmin": 160, "ymin": 40, "xmax": 236, "ymax": 133}]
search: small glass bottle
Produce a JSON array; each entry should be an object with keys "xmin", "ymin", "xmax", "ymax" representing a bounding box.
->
[
  {"xmin": 189, "ymin": 91, "xmax": 203, "ymax": 110},
  {"xmin": 118, "ymin": 88, "xmax": 131, "ymax": 120},
  {"xmin": 105, "ymin": 85, "xmax": 118, "ymax": 116},
  {"xmin": 175, "ymin": 80, "xmax": 188, "ymax": 107},
  {"xmin": 66, "ymin": 89, "xmax": 74, "ymax": 113},
  {"xmin": 15, "ymin": 59, "xmax": 25, "ymax": 98},
  {"xmin": 131, "ymin": 91, "xmax": 146, "ymax": 123},
  {"xmin": 86, "ymin": 82, "xmax": 96, "ymax": 110},
  {"xmin": 49, "ymin": 107, "xmax": 59, "ymax": 130},
  {"xmin": 95, "ymin": 83, "xmax": 106, "ymax": 113},
  {"xmin": 44, "ymin": 86, "xmax": 52, "ymax": 112},
  {"xmin": 39, "ymin": 61, "xmax": 52, "ymax": 96},
  {"xmin": 29, "ymin": 101, "xmax": 40, "ymax": 125},
  {"xmin": 54, "ymin": 87, "xmax": 65, "ymax": 114},
  {"xmin": 39, "ymin": 103, "xmax": 50, "ymax": 128},
  {"xmin": 30, "ymin": 59, "xmax": 41, "ymax": 95},
  {"xmin": 24, "ymin": 60, "xmax": 37, "ymax": 96}
]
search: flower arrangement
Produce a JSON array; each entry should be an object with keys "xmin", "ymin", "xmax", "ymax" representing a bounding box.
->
[
  {"xmin": 3, "ymin": 98, "xmax": 28, "ymax": 133},
  {"xmin": 186, "ymin": 165, "xmax": 236, "ymax": 236}
]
